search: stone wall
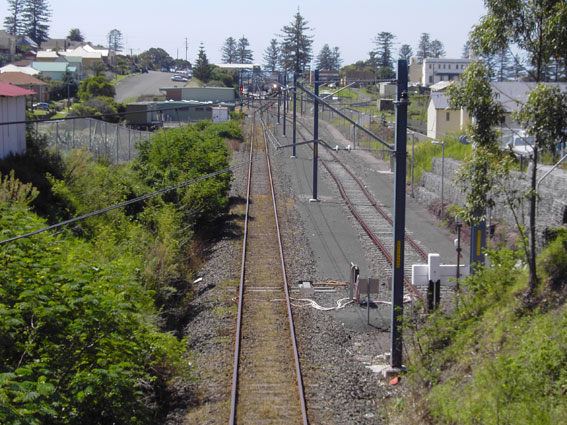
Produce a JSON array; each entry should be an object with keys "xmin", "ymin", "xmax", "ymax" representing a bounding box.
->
[{"xmin": 415, "ymin": 157, "xmax": 567, "ymax": 242}]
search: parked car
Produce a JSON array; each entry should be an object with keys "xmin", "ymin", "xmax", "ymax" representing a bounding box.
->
[
  {"xmin": 33, "ymin": 102, "xmax": 50, "ymax": 111},
  {"xmin": 507, "ymin": 133, "xmax": 534, "ymax": 157},
  {"xmin": 171, "ymin": 75, "xmax": 188, "ymax": 82}
]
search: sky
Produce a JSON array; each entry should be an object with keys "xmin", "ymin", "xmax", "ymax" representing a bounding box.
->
[{"xmin": 1, "ymin": 0, "xmax": 487, "ymax": 66}]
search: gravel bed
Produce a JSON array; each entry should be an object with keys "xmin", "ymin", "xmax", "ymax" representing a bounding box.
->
[{"xmin": 166, "ymin": 116, "xmax": 402, "ymax": 425}]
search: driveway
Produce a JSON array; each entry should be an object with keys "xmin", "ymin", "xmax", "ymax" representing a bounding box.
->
[{"xmin": 114, "ymin": 71, "xmax": 184, "ymax": 103}]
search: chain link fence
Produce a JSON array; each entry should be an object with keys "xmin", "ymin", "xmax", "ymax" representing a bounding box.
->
[{"xmin": 35, "ymin": 118, "xmax": 153, "ymax": 163}]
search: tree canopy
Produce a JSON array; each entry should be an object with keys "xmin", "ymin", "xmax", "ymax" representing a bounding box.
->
[
  {"xmin": 279, "ymin": 10, "xmax": 314, "ymax": 73},
  {"xmin": 22, "ymin": 0, "xmax": 51, "ymax": 45},
  {"xmin": 193, "ymin": 43, "xmax": 212, "ymax": 82},
  {"xmin": 67, "ymin": 27, "xmax": 84, "ymax": 42},
  {"xmin": 263, "ymin": 38, "xmax": 280, "ymax": 72},
  {"xmin": 315, "ymin": 44, "xmax": 342, "ymax": 71},
  {"xmin": 471, "ymin": 0, "xmax": 567, "ymax": 294},
  {"xmin": 107, "ymin": 29, "xmax": 123, "ymax": 53},
  {"xmin": 236, "ymin": 36, "xmax": 253, "ymax": 64},
  {"xmin": 221, "ymin": 36, "xmax": 237, "ymax": 64}
]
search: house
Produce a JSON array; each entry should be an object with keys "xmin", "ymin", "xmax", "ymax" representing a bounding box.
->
[
  {"xmin": 31, "ymin": 61, "xmax": 76, "ymax": 81},
  {"xmin": 0, "ymin": 72, "xmax": 48, "ymax": 102},
  {"xmin": 0, "ymin": 63, "xmax": 40, "ymax": 76},
  {"xmin": 0, "ymin": 82, "xmax": 35, "ymax": 159},
  {"xmin": 426, "ymin": 81, "xmax": 567, "ymax": 140},
  {"xmin": 59, "ymin": 45, "xmax": 105, "ymax": 75},
  {"xmin": 126, "ymin": 100, "xmax": 234, "ymax": 126},
  {"xmin": 56, "ymin": 56, "xmax": 83, "ymax": 80},
  {"xmin": 0, "ymin": 30, "xmax": 16, "ymax": 57},
  {"xmin": 409, "ymin": 56, "xmax": 473, "ymax": 87},
  {"xmin": 427, "ymin": 91, "xmax": 471, "ymax": 139},
  {"xmin": 35, "ymin": 50, "xmax": 60, "ymax": 62}
]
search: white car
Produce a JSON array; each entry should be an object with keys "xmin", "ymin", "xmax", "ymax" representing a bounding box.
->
[
  {"xmin": 171, "ymin": 75, "xmax": 188, "ymax": 82},
  {"xmin": 507, "ymin": 134, "xmax": 534, "ymax": 157}
]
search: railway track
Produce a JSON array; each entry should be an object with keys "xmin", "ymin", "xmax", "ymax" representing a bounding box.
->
[
  {"xmin": 229, "ymin": 110, "xmax": 308, "ymax": 425},
  {"xmin": 277, "ymin": 112, "xmax": 427, "ymax": 300}
]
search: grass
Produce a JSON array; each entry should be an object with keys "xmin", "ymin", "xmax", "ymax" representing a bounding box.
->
[
  {"xmin": 391, "ymin": 238, "xmax": 567, "ymax": 425},
  {"xmin": 411, "ymin": 134, "xmax": 472, "ymax": 182}
]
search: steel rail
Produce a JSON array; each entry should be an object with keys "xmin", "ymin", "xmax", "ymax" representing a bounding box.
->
[
  {"xmin": 262, "ymin": 117, "xmax": 309, "ymax": 425},
  {"xmin": 287, "ymin": 116, "xmax": 424, "ymax": 299},
  {"xmin": 229, "ymin": 109, "xmax": 308, "ymax": 425},
  {"xmin": 229, "ymin": 114, "xmax": 255, "ymax": 425}
]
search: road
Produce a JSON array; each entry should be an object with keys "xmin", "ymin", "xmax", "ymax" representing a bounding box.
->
[{"xmin": 114, "ymin": 71, "xmax": 184, "ymax": 103}]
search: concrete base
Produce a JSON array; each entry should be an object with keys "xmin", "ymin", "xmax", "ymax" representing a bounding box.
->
[{"xmin": 309, "ymin": 198, "xmax": 320, "ymax": 203}]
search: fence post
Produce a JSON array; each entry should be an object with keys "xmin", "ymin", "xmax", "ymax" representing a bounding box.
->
[{"xmin": 55, "ymin": 121, "xmax": 58, "ymax": 152}]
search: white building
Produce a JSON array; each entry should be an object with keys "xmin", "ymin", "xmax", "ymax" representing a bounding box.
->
[
  {"xmin": 409, "ymin": 56, "xmax": 473, "ymax": 87},
  {"xmin": 0, "ymin": 82, "xmax": 36, "ymax": 159}
]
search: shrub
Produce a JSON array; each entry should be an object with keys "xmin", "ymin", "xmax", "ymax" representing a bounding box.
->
[{"xmin": 77, "ymin": 76, "xmax": 115, "ymax": 102}]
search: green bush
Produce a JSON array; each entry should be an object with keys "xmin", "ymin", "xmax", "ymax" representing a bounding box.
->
[
  {"xmin": 77, "ymin": 76, "xmax": 115, "ymax": 102},
  {"xmin": 0, "ymin": 200, "xmax": 189, "ymax": 425},
  {"xmin": 0, "ymin": 130, "xmax": 67, "ymax": 222},
  {"xmin": 134, "ymin": 121, "xmax": 240, "ymax": 228}
]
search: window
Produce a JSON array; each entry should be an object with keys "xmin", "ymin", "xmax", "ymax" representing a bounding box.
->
[
  {"xmin": 448, "ymin": 64, "xmax": 451, "ymax": 69},
  {"xmin": 429, "ymin": 64, "xmax": 432, "ymax": 69},
  {"xmin": 196, "ymin": 107, "xmax": 204, "ymax": 111},
  {"xmin": 429, "ymin": 76, "xmax": 433, "ymax": 84},
  {"xmin": 446, "ymin": 112, "xmax": 450, "ymax": 121}
]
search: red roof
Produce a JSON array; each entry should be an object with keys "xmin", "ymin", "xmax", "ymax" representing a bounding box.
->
[{"xmin": 0, "ymin": 81, "xmax": 36, "ymax": 97}]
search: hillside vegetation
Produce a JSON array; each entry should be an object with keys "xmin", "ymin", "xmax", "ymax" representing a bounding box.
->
[
  {"xmin": 0, "ymin": 120, "xmax": 242, "ymax": 424},
  {"xmin": 394, "ymin": 232, "xmax": 567, "ymax": 425}
]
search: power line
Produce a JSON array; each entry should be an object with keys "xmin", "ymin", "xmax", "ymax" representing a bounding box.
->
[{"xmin": 0, "ymin": 158, "xmax": 259, "ymax": 246}]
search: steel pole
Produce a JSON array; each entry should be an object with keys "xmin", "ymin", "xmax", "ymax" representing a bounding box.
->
[
  {"xmin": 312, "ymin": 70, "xmax": 319, "ymax": 201},
  {"xmin": 391, "ymin": 60, "xmax": 409, "ymax": 369},
  {"xmin": 283, "ymin": 73, "xmax": 287, "ymax": 136},
  {"xmin": 293, "ymin": 73, "xmax": 297, "ymax": 157},
  {"xmin": 440, "ymin": 141, "xmax": 445, "ymax": 218}
]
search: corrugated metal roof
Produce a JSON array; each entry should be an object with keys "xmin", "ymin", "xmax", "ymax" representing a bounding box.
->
[
  {"xmin": 0, "ymin": 81, "xmax": 36, "ymax": 97},
  {"xmin": 31, "ymin": 62, "xmax": 70, "ymax": 72}
]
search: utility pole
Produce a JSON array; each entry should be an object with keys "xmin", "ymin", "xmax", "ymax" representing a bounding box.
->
[
  {"xmin": 283, "ymin": 73, "xmax": 287, "ymax": 137},
  {"xmin": 185, "ymin": 38, "xmax": 188, "ymax": 62},
  {"xmin": 292, "ymin": 72, "xmax": 297, "ymax": 158},
  {"xmin": 391, "ymin": 60, "xmax": 409, "ymax": 370},
  {"xmin": 311, "ymin": 69, "xmax": 320, "ymax": 202}
]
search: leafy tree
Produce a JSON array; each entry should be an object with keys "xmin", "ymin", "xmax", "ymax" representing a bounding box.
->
[
  {"xmin": 373, "ymin": 31, "xmax": 396, "ymax": 69},
  {"xmin": 417, "ymin": 32, "xmax": 432, "ymax": 59},
  {"xmin": 316, "ymin": 44, "xmax": 333, "ymax": 70},
  {"xmin": 107, "ymin": 28, "xmax": 123, "ymax": 53},
  {"xmin": 330, "ymin": 46, "xmax": 342, "ymax": 71},
  {"xmin": 430, "ymin": 39, "xmax": 445, "ymax": 57},
  {"xmin": 138, "ymin": 47, "xmax": 174, "ymax": 71},
  {"xmin": 472, "ymin": 0, "xmax": 567, "ymax": 294},
  {"xmin": 3, "ymin": 0, "xmax": 25, "ymax": 35},
  {"xmin": 77, "ymin": 75, "xmax": 115, "ymax": 101},
  {"xmin": 447, "ymin": 62, "xmax": 508, "ymax": 228},
  {"xmin": 22, "ymin": 0, "xmax": 51, "ymax": 46},
  {"xmin": 279, "ymin": 9, "xmax": 314, "ymax": 73},
  {"xmin": 399, "ymin": 44, "xmax": 413, "ymax": 61},
  {"xmin": 67, "ymin": 27, "xmax": 84, "ymax": 42},
  {"xmin": 221, "ymin": 36, "xmax": 237, "ymax": 63},
  {"xmin": 263, "ymin": 38, "xmax": 279, "ymax": 72},
  {"xmin": 193, "ymin": 43, "xmax": 212, "ymax": 82},
  {"xmin": 236, "ymin": 36, "xmax": 253, "ymax": 64}
]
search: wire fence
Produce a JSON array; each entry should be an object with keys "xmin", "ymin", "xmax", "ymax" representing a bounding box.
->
[{"xmin": 35, "ymin": 118, "xmax": 153, "ymax": 163}]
